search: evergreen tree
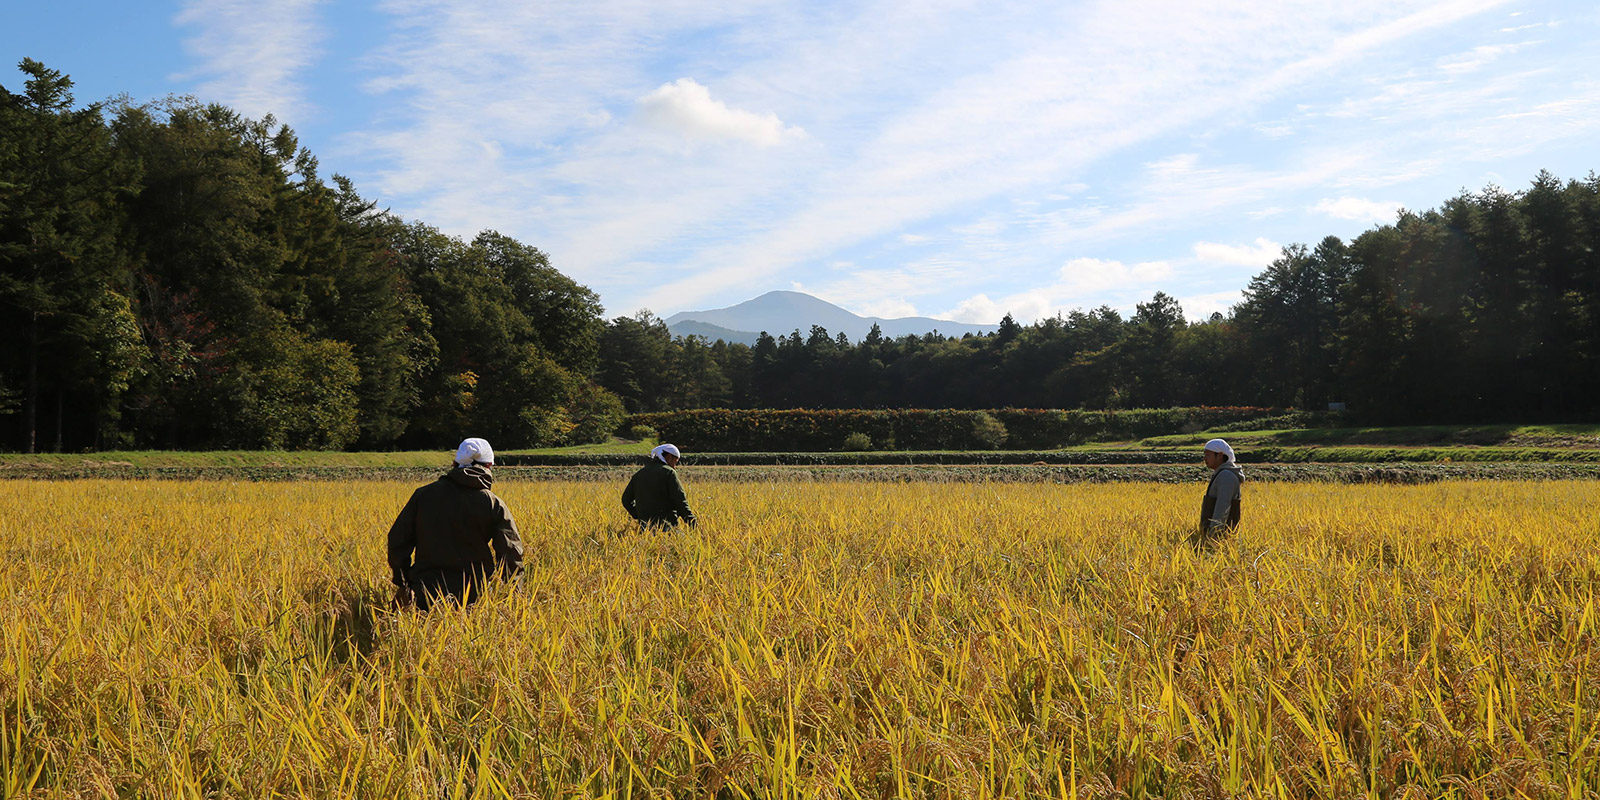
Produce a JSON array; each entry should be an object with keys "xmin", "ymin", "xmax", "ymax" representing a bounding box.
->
[{"xmin": 0, "ymin": 59, "xmax": 140, "ymax": 451}]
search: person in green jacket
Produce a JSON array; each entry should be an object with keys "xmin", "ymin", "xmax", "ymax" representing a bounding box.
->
[
  {"xmin": 621, "ymin": 443, "xmax": 697, "ymax": 528},
  {"xmin": 388, "ymin": 437, "xmax": 524, "ymax": 610}
]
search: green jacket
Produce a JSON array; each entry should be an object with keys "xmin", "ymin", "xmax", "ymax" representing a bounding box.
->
[
  {"xmin": 388, "ymin": 465, "xmax": 523, "ymax": 601},
  {"xmin": 621, "ymin": 460, "xmax": 696, "ymax": 526}
]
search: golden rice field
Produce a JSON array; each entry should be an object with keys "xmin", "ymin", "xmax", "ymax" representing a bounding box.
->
[{"xmin": 2, "ymin": 478, "xmax": 1598, "ymax": 799}]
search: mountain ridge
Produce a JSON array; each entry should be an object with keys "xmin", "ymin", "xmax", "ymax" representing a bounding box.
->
[{"xmin": 664, "ymin": 290, "xmax": 997, "ymax": 344}]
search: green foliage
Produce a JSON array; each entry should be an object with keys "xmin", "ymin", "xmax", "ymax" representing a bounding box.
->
[
  {"xmin": 595, "ymin": 312, "xmax": 731, "ymax": 412},
  {"xmin": 472, "ymin": 230, "xmax": 603, "ymax": 374},
  {"xmin": 841, "ymin": 432, "xmax": 873, "ymax": 451},
  {"xmin": 563, "ymin": 378, "xmax": 627, "ymax": 446},
  {"xmin": 969, "ymin": 412, "xmax": 1008, "ymax": 450},
  {"xmin": 474, "ymin": 348, "xmax": 583, "ymax": 447},
  {"xmin": 0, "ymin": 61, "xmax": 612, "ymax": 452},
  {"xmin": 217, "ymin": 325, "xmax": 362, "ymax": 449}
]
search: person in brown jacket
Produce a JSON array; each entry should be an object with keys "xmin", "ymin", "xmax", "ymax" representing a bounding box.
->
[
  {"xmin": 388, "ymin": 437, "xmax": 524, "ymax": 610},
  {"xmin": 621, "ymin": 443, "xmax": 697, "ymax": 528}
]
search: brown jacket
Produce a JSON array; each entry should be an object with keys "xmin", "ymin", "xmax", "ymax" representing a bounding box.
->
[{"xmin": 388, "ymin": 465, "xmax": 523, "ymax": 601}]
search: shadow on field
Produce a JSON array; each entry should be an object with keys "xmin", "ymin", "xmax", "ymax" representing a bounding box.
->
[{"xmin": 300, "ymin": 578, "xmax": 388, "ymax": 665}]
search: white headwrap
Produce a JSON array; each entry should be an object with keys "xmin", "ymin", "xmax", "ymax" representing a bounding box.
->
[
  {"xmin": 651, "ymin": 443, "xmax": 681, "ymax": 463},
  {"xmin": 1203, "ymin": 438, "xmax": 1238, "ymax": 469},
  {"xmin": 454, "ymin": 437, "xmax": 495, "ymax": 467}
]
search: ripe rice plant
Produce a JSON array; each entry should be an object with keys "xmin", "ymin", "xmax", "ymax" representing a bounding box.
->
[{"xmin": 1, "ymin": 479, "xmax": 1597, "ymax": 798}]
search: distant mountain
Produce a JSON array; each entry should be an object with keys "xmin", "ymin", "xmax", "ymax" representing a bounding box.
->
[{"xmin": 664, "ymin": 291, "xmax": 997, "ymax": 344}]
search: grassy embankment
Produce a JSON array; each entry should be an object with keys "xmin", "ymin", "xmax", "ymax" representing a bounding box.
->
[
  {"xmin": 1137, "ymin": 423, "xmax": 1600, "ymax": 449},
  {"xmin": 3, "ymin": 479, "xmax": 1597, "ymax": 796}
]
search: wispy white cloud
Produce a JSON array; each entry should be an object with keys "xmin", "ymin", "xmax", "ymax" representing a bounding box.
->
[
  {"xmin": 853, "ymin": 297, "xmax": 920, "ymax": 319},
  {"xmin": 174, "ymin": 0, "xmax": 325, "ymax": 123},
  {"xmin": 1146, "ymin": 154, "xmax": 1213, "ymax": 179},
  {"xmin": 806, "ymin": 257, "xmax": 973, "ymax": 316},
  {"xmin": 1436, "ymin": 41, "xmax": 1532, "ymax": 73},
  {"xmin": 631, "ymin": 0, "xmax": 1533, "ymax": 313},
  {"xmin": 328, "ymin": 0, "xmax": 1600, "ymax": 321},
  {"xmin": 1312, "ymin": 196, "xmax": 1402, "ymax": 223},
  {"xmin": 1254, "ymin": 121, "xmax": 1296, "ymax": 137},
  {"xmin": 350, "ymin": 0, "xmax": 1486, "ymax": 313}
]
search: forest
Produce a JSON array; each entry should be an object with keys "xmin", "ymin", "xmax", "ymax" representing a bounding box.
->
[{"xmin": 4, "ymin": 58, "xmax": 1599, "ymax": 452}]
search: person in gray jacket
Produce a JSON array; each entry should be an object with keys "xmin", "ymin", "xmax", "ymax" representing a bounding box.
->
[
  {"xmin": 621, "ymin": 443, "xmax": 697, "ymax": 528},
  {"xmin": 388, "ymin": 437, "xmax": 524, "ymax": 610},
  {"xmin": 1193, "ymin": 438, "xmax": 1243, "ymax": 550}
]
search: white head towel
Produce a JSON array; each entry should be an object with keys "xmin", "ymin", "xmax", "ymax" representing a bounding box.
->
[
  {"xmin": 651, "ymin": 443, "xmax": 681, "ymax": 463},
  {"xmin": 454, "ymin": 437, "xmax": 495, "ymax": 467},
  {"xmin": 1203, "ymin": 438, "xmax": 1238, "ymax": 469}
]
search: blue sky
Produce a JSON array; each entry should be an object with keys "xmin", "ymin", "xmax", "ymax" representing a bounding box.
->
[{"xmin": 7, "ymin": 1, "xmax": 1599, "ymax": 324}]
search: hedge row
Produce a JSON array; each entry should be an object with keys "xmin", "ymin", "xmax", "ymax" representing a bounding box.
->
[{"xmin": 625, "ymin": 407, "xmax": 1294, "ymax": 452}]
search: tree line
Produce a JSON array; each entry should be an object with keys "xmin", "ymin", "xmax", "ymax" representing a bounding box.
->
[
  {"xmin": 2, "ymin": 60, "xmax": 622, "ymax": 452},
  {"xmin": 4, "ymin": 59, "xmax": 1598, "ymax": 453},
  {"xmin": 599, "ymin": 177, "xmax": 1599, "ymax": 424}
]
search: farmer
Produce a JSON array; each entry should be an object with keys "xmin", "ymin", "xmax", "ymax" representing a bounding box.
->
[
  {"xmin": 1193, "ymin": 438, "xmax": 1243, "ymax": 550},
  {"xmin": 621, "ymin": 443, "xmax": 698, "ymax": 528},
  {"xmin": 388, "ymin": 437, "xmax": 524, "ymax": 610}
]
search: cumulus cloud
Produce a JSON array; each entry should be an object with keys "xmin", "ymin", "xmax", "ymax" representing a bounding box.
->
[
  {"xmin": 1312, "ymin": 197, "xmax": 1402, "ymax": 223},
  {"xmin": 637, "ymin": 78, "xmax": 804, "ymax": 146},
  {"xmin": 174, "ymin": 0, "xmax": 325, "ymax": 123},
  {"xmin": 942, "ymin": 294, "xmax": 1007, "ymax": 324},
  {"xmin": 1192, "ymin": 237, "xmax": 1283, "ymax": 267}
]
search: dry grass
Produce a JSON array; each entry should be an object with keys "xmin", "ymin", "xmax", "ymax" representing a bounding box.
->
[{"xmin": 1, "ymin": 479, "xmax": 1597, "ymax": 798}]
